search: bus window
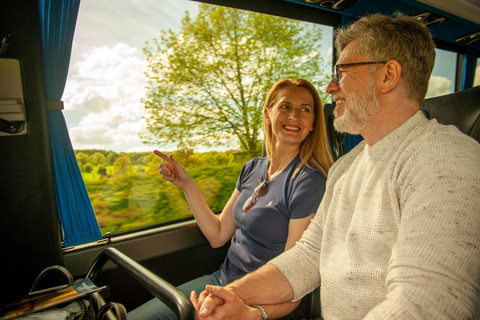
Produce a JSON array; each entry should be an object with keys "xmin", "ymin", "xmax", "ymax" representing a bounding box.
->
[
  {"xmin": 474, "ymin": 58, "xmax": 480, "ymax": 87},
  {"xmin": 63, "ymin": 0, "xmax": 333, "ymax": 237},
  {"xmin": 426, "ymin": 48, "xmax": 457, "ymax": 98}
]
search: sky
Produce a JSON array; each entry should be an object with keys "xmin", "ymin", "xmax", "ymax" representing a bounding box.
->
[
  {"xmin": 64, "ymin": 0, "xmax": 202, "ymax": 152},
  {"xmin": 63, "ymin": 0, "xmax": 471, "ymax": 153},
  {"xmin": 64, "ymin": 0, "xmax": 333, "ymax": 153}
]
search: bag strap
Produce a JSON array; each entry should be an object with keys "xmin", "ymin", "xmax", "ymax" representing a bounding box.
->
[
  {"xmin": 29, "ymin": 265, "xmax": 74, "ymax": 293},
  {"xmin": 96, "ymin": 302, "xmax": 127, "ymax": 320}
]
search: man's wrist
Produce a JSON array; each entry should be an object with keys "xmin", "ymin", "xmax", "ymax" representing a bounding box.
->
[{"xmin": 251, "ymin": 305, "xmax": 269, "ymax": 320}]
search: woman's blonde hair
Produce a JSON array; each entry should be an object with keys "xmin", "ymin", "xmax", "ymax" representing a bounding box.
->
[{"xmin": 263, "ymin": 79, "xmax": 333, "ymax": 178}]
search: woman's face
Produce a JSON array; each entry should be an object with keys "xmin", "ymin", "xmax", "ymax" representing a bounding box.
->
[{"xmin": 265, "ymin": 85, "xmax": 315, "ymax": 149}]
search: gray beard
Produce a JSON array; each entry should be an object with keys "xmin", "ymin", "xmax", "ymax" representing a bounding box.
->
[{"xmin": 333, "ymin": 78, "xmax": 380, "ymax": 135}]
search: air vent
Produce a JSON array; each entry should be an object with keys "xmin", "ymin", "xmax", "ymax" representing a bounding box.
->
[
  {"xmin": 455, "ymin": 31, "xmax": 480, "ymax": 45},
  {"xmin": 304, "ymin": 0, "xmax": 361, "ymax": 10},
  {"xmin": 413, "ymin": 11, "xmax": 446, "ymax": 27}
]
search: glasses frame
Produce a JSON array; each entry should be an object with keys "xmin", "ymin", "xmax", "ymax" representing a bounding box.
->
[
  {"xmin": 332, "ymin": 61, "xmax": 387, "ymax": 85},
  {"xmin": 243, "ymin": 179, "xmax": 268, "ymax": 213}
]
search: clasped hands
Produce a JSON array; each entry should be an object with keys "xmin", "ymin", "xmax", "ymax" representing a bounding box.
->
[{"xmin": 190, "ymin": 285, "xmax": 259, "ymax": 320}]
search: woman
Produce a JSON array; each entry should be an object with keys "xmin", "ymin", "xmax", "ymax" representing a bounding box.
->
[{"xmin": 129, "ymin": 79, "xmax": 333, "ymax": 319}]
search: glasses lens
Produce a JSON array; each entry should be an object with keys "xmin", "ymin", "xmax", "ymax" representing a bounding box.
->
[
  {"xmin": 331, "ymin": 72, "xmax": 337, "ymax": 84},
  {"xmin": 334, "ymin": 67, "xmax": 339, "ymax": 85}
]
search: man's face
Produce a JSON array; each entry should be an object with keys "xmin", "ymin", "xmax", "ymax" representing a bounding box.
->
[{"xmin": 326, "ymin": 39, "xmax": 381, "ymax": 135}]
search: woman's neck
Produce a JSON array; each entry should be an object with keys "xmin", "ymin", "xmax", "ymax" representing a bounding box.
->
[{"xmin": 268, "ymin": 144, "xmax": 299, "ymax": 180}]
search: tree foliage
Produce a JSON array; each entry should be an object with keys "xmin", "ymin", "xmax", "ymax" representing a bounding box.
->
[
  {"xmin": 89, "ymin": 152, "xmax": 106, "ymax": 166},
  {"xmin": 113, "ymin": 156, "xmax": 133, "ymax": 175},
  {"xmin": 142, "ymin": 4, "xmax": 329, "ymax": 154}
]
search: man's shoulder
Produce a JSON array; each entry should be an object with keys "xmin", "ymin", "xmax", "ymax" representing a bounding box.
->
[{"xmin": 412, "ymin": 118, "xmax": 479, "ymax": 153}]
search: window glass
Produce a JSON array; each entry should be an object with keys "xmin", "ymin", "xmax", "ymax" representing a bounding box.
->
[
  {"xmin": 64, "ymin": 0, "xmax": 333, "ymax": 234},
  {"xmin": 474, "ymin": 58, "xmax": 480, "ymax": 87},
  {"xmin": 426, "ymin": 48, "xmax": 457, "ymax": 98}
]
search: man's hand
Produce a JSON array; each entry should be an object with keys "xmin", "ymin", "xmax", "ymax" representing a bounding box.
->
[{"xmin": 190, "ymin": 285, "xmax": 259, "ymax": 319}]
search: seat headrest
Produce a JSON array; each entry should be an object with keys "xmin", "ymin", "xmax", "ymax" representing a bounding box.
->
[{"xmin": 421, "ymin": 86, "xmax": 480, "ymax": 143}]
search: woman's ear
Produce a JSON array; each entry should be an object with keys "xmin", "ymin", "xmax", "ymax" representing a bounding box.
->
[
  {"xmin": 379, "ymin": 60, "xmax": 401, "ymax": 94},
  {"xmin": 264, "ymin": 108, "xmax": 270, "ymax": 124}
]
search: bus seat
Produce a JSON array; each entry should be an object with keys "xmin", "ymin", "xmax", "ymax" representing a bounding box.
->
[
  {"xmin": 421, "ymin": 86, "xmax": 480, "ymax": 143},
  {"xmin": 304, "ymin": 286, "xmax": 321, "ymax": 320},
  {"xmin": 323, "ymin": 103, "xmax": 345, "ymax": 161}
]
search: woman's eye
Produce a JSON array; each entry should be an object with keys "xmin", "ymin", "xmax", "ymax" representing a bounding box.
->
[
  {"xmin": 302, "ymin": 107, "xmax": 311, "ymax": 112},
  {"xmin": 279, "ymin": 105, "xmax": 289, "ymax": 110}
]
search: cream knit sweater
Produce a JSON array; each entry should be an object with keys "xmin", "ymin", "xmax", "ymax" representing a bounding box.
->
[{"xmin": 271, "ymin": 111, "xmax": 480, "ymax": 319}]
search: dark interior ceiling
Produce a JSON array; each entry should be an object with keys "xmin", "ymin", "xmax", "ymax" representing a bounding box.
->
[{"xmin": 285, "ymin": 0, "xmax": 480, "ymax": 51}]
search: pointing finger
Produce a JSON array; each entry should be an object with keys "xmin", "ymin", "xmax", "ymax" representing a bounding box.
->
[{"xmin": 153, "ymin": 150, "xmax": 170, "ymax": 163}]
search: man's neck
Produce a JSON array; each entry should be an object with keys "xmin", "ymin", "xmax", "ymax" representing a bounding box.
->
[{"xmin": 360, "ymin": 99, "xmax": 420, "ymax": 146}]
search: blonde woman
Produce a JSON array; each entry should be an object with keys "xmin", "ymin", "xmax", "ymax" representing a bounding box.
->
[{"xmin": 129, "ymin": 79, "xmax": 333, "ymax": 320}]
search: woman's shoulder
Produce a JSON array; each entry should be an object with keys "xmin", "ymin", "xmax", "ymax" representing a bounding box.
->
[
  {"xmin": 242, "ymin": 156, "xmax": 268, "ymax": 170},
  {"xmin": 295, "ymin": 161, "xmax": 326, "ymax": 182},
  {"xmin": 237, "ymin": 156, "xmax": 268, "ymax": 179}
]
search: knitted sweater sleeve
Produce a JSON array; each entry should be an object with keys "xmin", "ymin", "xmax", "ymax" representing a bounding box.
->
[{"xmin": 364, "ymin": 132, "xmax": 480, "ymax": 319}]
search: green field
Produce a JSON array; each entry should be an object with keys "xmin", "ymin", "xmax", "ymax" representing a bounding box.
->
[{"xmin": 76, "ymin": 150, "xmax": 249, "ymax": 234}]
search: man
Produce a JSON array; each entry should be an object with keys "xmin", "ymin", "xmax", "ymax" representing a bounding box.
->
[{"xmin": 191, "ymin": 13, "xmax": 480, "ymax": 320}]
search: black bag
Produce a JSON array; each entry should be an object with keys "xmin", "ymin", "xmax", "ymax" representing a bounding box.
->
[{"xmin": 0, "ymin": 265, "xmax": 126, "ymax": 320}]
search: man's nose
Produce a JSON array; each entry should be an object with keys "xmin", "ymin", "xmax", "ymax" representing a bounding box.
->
[{"xmin": 326, "ymin": 78, "xmax": 338, "ymax": 95}]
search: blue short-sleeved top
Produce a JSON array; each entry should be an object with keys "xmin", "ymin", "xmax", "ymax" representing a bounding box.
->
[{"xmin": 219, "ymin": 155, "xmax": 326, "ymax": 284}]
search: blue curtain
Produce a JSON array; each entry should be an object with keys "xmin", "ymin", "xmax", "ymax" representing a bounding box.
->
[{"xmin": 39, "ymin": 0, "xmax": 102, "ymax": 246}]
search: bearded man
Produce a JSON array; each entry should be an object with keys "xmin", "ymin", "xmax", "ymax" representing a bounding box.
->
[{"xmin": 191, "ymin": 13, "xmax": 480, "ymax": 320}]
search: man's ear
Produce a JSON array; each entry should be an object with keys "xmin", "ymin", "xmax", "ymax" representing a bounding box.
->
[{"xmin": 379, "ymin": 60, "xmax": 401, "ymax": 94}]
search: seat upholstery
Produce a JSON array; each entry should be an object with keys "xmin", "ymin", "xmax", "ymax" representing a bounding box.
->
[
  {"xmin": 421, "ymin": 85, "xmax": 480, "ymax": 143},
  {"xmin": 323, "ymin": 103, "xmax": 345, "ymax": 161}
]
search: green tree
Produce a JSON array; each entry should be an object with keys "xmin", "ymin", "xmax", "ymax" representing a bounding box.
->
[
  {"xmin": 89, "ymin": 152, "xmax": 106, "ymax": 166},
  {"xmin": 142, "ymin": 4, "xmax": 329, "ymax": 155},
  {"xmin": 76, "ymin": 152, "xmax": 89, "ymax": 170},
  {"xmin": 84, "ymin": 162, "xmax": 94, "ymax": 174},
  {"xmin": 106, "ymin": 152, "xmax": 118, "ymax": 165},
  {"xmin": 113, "ymin": 156, "xmax": 133, "ymax": 175}
]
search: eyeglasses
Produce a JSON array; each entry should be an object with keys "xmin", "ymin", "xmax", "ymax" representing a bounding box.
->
[
  {"xmin": 332, "ymin": 61, "xmax": 387, "ymax": 85},
  {"xmin": 243, "ymin": 179, "xmax": 268, "ymax": 212}
]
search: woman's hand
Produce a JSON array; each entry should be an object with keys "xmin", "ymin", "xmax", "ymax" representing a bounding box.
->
[{"xmin": 154, "ymin": 150, "xmax": 194, "ymax": 190}]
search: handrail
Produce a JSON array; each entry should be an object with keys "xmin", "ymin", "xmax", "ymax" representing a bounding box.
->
[{"xmin": 85, "ymin": 247, "xmax": 197, "ymax": 320}]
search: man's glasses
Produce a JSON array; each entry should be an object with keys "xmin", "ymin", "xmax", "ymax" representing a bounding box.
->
[
  {"xmin": 332, "ymin": 61, "xmax": 387, "ymax": 85},
  {"xmin": 243, "ymin": 179, "xmax": 268, "ymax": 212}
]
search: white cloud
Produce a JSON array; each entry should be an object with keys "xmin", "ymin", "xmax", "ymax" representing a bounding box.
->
[
  {"xmin": 426, "ymin": 75, "xmax": 452, "ymax": 99},
  {"xmin": 63, "ymin": 43, "xmax": 149, "ymax": 152}
]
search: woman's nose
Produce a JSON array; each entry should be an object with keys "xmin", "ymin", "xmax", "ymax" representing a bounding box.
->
[{"xmin": 288, "ymin": 109, "xmax": 300, "ymax": 120}]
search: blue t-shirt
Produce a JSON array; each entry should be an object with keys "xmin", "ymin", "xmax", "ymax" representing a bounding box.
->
[{"xmin": 219, "ymin": 155, "xmax": 326, "ymax": 284}]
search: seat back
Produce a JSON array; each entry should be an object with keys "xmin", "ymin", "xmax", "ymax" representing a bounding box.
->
[
  {"xmin": 421, "ymin": 86, "xmax": 480, "ymax": 143},
  {"xmin": 323, "ymin": 103, "xmax": 345, "ymax": 161}
]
